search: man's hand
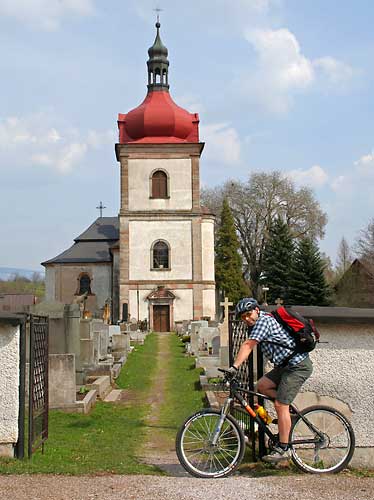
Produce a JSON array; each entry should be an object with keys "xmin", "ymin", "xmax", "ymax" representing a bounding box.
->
[{"xmin": 225, "ymin": 366, "xmax": 238, "ymax": 381}]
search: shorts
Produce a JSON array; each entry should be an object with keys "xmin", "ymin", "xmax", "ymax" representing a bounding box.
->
[{"xmin": 264, "ymin": 357, "xmax": 313, "ymax": 405}]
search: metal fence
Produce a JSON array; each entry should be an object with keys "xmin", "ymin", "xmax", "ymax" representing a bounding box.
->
[{"xmin": 228, "ymin": 314, "xmax": 266, "ymax": 460}]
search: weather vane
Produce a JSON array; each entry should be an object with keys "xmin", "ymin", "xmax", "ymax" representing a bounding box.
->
[
  {"xmin": 96, "ymin": 201, "xmax": 107, "ymax": 218},
  {"xmin": 153, "ymin": 6, "xmax": 163, "ymax": 23}
]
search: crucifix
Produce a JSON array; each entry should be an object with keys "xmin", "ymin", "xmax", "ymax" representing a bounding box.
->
[
  {"xmin": 96, "ymin": 201, "xmax": 107, "ymax": 218},
  {"xmin": 153, "ymin": 6, "xmax": 163, "ymax": 23},
  {"xmin": 275, "ymin": 297, "xmax": 284, "ymax": 307},
  {"xmin": 220, "ymin": 296, "xmax": 233, "ymax": 323}
]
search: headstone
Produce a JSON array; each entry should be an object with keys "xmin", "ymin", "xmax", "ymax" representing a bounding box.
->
[
  {"xmin": 198, "ymin": 327, "xmax": 220, "ymax": 352},
  {"xmin": 212, "ymin": 336, "xmax": 220, "ymax": 356},
  {"xmin": 190, "ymin": 320, "xmax": 208, "ymax": 354}
]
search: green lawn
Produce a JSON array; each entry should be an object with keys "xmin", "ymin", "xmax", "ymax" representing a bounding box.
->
[{"xmin": 0, "ymin": 334, "xmax": 160, "ymax": 475}]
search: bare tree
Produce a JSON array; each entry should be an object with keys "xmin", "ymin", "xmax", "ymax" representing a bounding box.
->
[
  {"xmin": 335, "ymin": 237, "xmax": 353, "ymax": 279},
  {"xmin": 201, "ymin": 171, "xmax": 327, "ymax": 297},
  {"xmin": 354, "ymin": 218, "xmax": 374, "ymax": 268}
]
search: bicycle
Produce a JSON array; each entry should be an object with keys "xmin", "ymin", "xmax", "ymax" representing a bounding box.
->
[{"xmin": 176, "ymin": 368, "xmax": 355, "ymax": 478}]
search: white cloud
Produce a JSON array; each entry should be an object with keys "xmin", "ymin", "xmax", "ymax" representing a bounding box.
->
[
  {"xmin": 242, "ymin": 28, "xmax": 354, "ymax": 113},
  {"xmin": 287, "ymin": 165, "xmax": 328, "ymax": 188},
  {"xmin": 200, "ymin": 123, "xmax": 241, "ymax": 165},
  {"xmin": 0, "ymin": 0, "xmax": 95, "ymax": 30},
  {"xmin": 0, "ymin": 112, "xmax": 115, "ymax": 174},
  {"xmin": 354, "ymin": 150, "xmax": 374, "ymax": 176}
]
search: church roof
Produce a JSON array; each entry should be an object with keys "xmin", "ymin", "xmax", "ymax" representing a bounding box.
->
[{"xmin": 42, "ymin": 217, "xmax": 119, "ymax": 266}]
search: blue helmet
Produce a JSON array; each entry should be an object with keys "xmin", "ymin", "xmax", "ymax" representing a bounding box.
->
[{"xmin": 235, "ymin": 297, "xmax": 259, "ymax": 318}]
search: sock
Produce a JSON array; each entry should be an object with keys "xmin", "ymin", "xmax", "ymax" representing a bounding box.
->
[{"xmin": 278, "ymin": 442, "xmax": 289, "ymax": 451}]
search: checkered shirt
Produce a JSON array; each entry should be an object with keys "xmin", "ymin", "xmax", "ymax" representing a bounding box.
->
[{"xmin": 248, "ymin": 311, "xmax": 308, "ymax": 367}]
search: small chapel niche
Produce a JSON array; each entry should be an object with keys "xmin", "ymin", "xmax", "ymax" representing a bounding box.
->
[
  {"xmin": 151, "ymin": 240, "xmax": 170, "ymax": 270},
  {"xmin": 76, "ymin": 273, "xmax": 93, "ymax": 295},
  {"xmin": 150, "ymin": 170, "xmax": 169, "ymax": 199}
]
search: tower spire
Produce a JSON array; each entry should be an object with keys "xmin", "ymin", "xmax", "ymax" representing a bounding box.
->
[{"xmin": 147, "ymin": 19, "xmax": 169, "ymax": 92}]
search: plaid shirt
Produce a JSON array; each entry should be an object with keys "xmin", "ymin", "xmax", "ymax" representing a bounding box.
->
[{"xmin": 248, "ymin": 311, "xmax": 308, "ymax": 367}]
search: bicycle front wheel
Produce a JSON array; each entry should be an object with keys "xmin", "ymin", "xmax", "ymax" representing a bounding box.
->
[
  {"xmin": 176, "ymin": 409, "xmax": 245, "ymax": 478},
  {"xmin": 290, "ymin": 405, "xmax": 355, "ymax": 474}
]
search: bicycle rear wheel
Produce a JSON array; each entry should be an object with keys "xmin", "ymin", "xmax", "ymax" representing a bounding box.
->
[
  {"xmin": 290, "ymin": 405, "xmax": 355, "ymax": 473},
  {"xmin": 176, "ymin": 409, "xmax": 245, "ymax": 478}
]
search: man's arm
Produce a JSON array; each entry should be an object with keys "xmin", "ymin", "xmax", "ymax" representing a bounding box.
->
[{"xmin": 233, "ymin": 339, "xmax": 258, "ymax": 368}]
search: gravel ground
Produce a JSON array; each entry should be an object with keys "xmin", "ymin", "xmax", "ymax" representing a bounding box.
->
[{"xmin": 0, "ymin": 474, "xmax": 373, "ymax": 500}]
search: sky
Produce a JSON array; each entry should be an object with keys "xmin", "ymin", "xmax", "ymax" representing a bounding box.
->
[{"xmin": 0, "ymin": 0, "xmax": 373, "ymax": 272}]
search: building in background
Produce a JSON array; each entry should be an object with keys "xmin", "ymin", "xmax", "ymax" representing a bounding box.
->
[{"xmin": 42, "ymin": 22, "xmax": 216, "ymax": 330}]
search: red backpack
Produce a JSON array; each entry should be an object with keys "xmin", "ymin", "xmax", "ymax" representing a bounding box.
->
[{"xmin": 270, "ymin": 306, "xmax": 320, "ymax": 353}]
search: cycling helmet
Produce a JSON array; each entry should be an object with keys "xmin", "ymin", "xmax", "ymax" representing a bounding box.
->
[{"xmin": 235, "ymin": 297, "xmax": 259, "ymax": 318}]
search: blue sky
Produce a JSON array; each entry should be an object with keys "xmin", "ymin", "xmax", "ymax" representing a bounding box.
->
[{"xmin": 0, "ymin": 0, "xmax": 373, "ymax": 272}]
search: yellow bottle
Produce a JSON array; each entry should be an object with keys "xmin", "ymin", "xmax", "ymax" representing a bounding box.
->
[{"xmin": 255, "ymin": 404, "xmax": 272, "ymax": 424}]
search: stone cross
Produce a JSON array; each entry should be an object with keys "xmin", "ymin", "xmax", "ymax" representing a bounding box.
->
[
  {"xmin": 275, "ymin": 297, "xmax": 284, "ymax": 306},
  {"xmin": 219, "ymin": 297, "xmax": 233, "ymax": 348}
]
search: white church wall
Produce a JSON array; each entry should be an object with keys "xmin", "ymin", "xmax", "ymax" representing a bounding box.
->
[
  {"xmin": 128, "ymin": 158, "xmax": 192, "ymax": 211},
  {"xmin": 129, "ymin": 289, "xmax": 150, "ymax": 321},
  {"xmin": 173, "ymin": 289, "xmax": 193, "ymax": 321},
  {"xmin": 203, "ymin": 289, "xmax": 216, "ymax": 320},
  {"xmin": 201, "ymin": 220, "xmax": 215, "ymax": 282},
  {"xmin": 129, "ymin": 220, "xmax": 192, "ymax": 280}
]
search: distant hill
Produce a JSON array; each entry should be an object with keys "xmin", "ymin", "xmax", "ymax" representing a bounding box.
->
[{"xmin": 0, "ymin": 267, "xmax": 44, "ymax": 281}]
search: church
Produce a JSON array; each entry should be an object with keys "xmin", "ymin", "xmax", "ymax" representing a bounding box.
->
[{"xmin": 42, "ymin": 22, "xmax": 216, "ymax": 330}]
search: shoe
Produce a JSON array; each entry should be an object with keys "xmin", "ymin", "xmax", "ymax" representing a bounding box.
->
[
  {"xmin": 262, "ymin": 445, "xmax": 291, "ymax": 463},
  {"xmin": 272, "ymin": 415, "xmax": 298, "ymax": 425}
]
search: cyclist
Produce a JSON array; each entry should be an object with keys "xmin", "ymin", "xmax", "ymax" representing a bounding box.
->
[{"xmin": 227, "ymin": 297, "xmax": 313, "ymax": 463}]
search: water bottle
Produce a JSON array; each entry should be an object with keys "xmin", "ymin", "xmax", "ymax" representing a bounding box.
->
[{"xmin": 254, "ymin": 404, "xmax": 272, "ymax": 424}]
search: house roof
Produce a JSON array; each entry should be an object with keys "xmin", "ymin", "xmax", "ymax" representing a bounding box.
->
[{"xmin": 42, "ymin": 217, "xmax": 119, "ymax": 266}]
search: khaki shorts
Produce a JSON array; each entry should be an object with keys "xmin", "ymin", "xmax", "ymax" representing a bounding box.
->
[{"xmin": 264, "ymin": 357, "xmax": 313, "ymax": 405}]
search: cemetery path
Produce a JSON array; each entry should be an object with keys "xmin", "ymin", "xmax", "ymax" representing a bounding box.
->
[{"xmin": 137, "ymin": 332, "xmax": 189, "ymax": 476}]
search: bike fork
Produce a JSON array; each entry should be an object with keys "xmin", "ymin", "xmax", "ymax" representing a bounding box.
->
[{"xmin": 211, "ymin": 398, "xmax": 233, "ymax": 446}]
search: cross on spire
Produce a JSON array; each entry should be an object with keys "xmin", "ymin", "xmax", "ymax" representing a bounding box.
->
[
  {"xmin": 153, "ymin": 6, "xmax": 163, "ymax": 23},
  {"xmin": 96, "ymin": 201, "xmax": 106, "ymax": 218}
]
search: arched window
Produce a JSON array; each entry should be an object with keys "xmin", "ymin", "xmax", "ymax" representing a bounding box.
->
[
  {"xmin": 151, "ymin": 170, "xmax": 168, "ymax": 198},
  {"xmin": 152, "ymin": 240, "xmax": 170, "ymax": 270},
  {"xmin": 77, "ymin": 273, "xmax": 92, "ymax": 295}
]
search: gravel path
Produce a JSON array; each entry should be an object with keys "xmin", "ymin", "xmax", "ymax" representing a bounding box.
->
[{"xmin": 0, "ymin": 473, "xmax": 373, "ymax": 500}]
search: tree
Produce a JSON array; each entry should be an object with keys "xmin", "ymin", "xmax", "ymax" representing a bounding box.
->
[
  {"xmin": 202, "ymin": 171, "xmax": 327, "ymax": 298},
  {"xmin": 215, "ymin": 199, "xmax": 248, "ymax": 304},
  {"xmin": 354, "ymin": 218, "xmax": 374, "ymax": 269},
  {"xmin": 335, "ymin": 236, "xmax": 353, "ymax": 280},
  {"xmin": 262, "ymin": 217, "xmax": 294, "ymax": 304},
  {"xmin": 288, "ymin": 238, "xmax": 330, "ymax": 305}
]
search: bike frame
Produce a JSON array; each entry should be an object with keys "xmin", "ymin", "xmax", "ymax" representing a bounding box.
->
[{"xmin": 219, "ymin": 378, "xmax": 325, "ymax": 447}]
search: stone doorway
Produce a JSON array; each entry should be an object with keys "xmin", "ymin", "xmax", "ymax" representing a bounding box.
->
[{"xmin": 153, "ymin": 305, "xmax": 170, "ymax": 332}]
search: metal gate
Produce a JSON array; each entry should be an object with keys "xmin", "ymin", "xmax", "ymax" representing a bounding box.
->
[
  {"xmin": 16, "ymin": 314, "xmax": 49, "ymax": 458},
  {"xmin": 228, "ymin": 314, "xmax": 266, "ymax": 460}
]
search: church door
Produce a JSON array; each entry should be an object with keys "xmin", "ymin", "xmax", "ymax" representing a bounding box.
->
[{"xmin": 153, "ymin": 305, "xmax": 170, "ymax": 332}]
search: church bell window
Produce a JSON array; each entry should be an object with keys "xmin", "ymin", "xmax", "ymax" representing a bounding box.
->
[
  {"xmin": 76, "ymin": 273, "xmax": 92, "ymax": 295},
  {"xmin": 151, "ymin": 170, "xmax": 168, "ymax": 198},
  {"xmin": 152, "ymin": 240, "xmax": 170, "ymax": 269}
]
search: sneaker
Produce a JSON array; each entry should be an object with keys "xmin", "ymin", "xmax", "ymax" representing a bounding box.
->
[{"xmin": 262, "ymin": 445, "xmax": 291, "ymax": 463}]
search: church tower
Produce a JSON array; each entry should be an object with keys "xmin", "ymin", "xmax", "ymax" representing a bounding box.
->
[{"xmin": 115, "ymin": 22, "xmax": 216, "ymax": 331}]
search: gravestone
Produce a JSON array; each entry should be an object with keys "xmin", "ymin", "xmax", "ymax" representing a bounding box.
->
[
  {"xmin": 212, "ymin": 335, "xmax": 220, "ymax": 356},
  {"xmin": 190, "ymin": 320, "xmax": 208, "ymax": 354}
]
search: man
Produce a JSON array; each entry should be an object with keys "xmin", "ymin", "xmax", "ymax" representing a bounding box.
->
[{"xmin": 228, "ymin": 297, "xmax": 313, "ymax": 463}]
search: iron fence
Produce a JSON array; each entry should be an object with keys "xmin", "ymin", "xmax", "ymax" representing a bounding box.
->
[{"xmin": 228, "ymin": 314, "xmax": 266, "ymax": 460}]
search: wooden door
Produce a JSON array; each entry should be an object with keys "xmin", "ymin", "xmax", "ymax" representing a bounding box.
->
[{"xmin": 153, "ymin": 305, "xmax": 170, "ymax": 332}]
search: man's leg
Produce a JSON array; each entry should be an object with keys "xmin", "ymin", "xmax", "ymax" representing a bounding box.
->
[
  {"xmin": 256, "ymin": 375, "xmax": 277, "ymax": 399},
  {"xmin": 274, "ymin": 399, "xmax": 291, "ymax": 444}
]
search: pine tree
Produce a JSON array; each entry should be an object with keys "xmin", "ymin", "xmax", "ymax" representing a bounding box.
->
[
  {"xmin": 262, "ymin": 218, "xmax": 294, "ymax": 304},
  {"xmin": 215, "ymin": 199, "xmax": 248, "ymax": 304},
  {"xmin": 289, "ymin": 238, "xmax": 330, "ymax": 305}
]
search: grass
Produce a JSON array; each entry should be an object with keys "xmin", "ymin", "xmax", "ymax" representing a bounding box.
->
[
  {"xmin": 0, "ymin": 333, "xmax": 160, "ymax": 475},
  {"xmin": 158, "ymin": 334, "xmax": 206, "ymax": 439}
]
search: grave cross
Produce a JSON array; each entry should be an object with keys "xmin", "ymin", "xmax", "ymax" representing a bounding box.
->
[
  {"xmin": 96, "ymin": 201, "xmax": 107, "ymax": 218},
  {"xmin": 220, "ymin": 296, "xmax": 233, "ymax": 322},
  {"xmin": 275, "ymin": 297, "xmax": 284, "ymax": 306}
]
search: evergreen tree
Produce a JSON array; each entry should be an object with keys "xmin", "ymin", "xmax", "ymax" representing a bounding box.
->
[
  {"xmin": 215, "ymin": 199, "xmax": 248, "ymax": 304},
  {"xmin": 262, "ymin": 217, "xmax": 294, "ymax": 304},
  {"xmin": 289, "ymin": 238, "xmax": 330, "ymax": 305}
]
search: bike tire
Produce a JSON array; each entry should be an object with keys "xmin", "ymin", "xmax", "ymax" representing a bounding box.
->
[
  {"xmin": 290, "ymin": 405, "xmax": 355, "ymax": 474},
  {"xmin": 176, "ymin": 408, "xmax": 246, "ymax": 478}
]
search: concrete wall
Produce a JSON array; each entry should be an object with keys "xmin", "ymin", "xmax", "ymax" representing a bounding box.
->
[
  {"xmin": 174, "ymin": 289, "xmax": 193, "ymax": 322},
  {"xmin": 128, "ymin": 220, "xmax": 192, "ymax": 280},
  {"xmin": 0, "ymin": 322, "xmax": 20, "ymax": 456},
  {"xmin": 203, "ymin": 288, "xmax": 216, "ymax": 320},
  {"xmin": 128, "ymin": 158, "xmax": 192, "ymax": 211},
  {"xmin": 201, "ymin": 220, "xmax": 215, "ymax": 282}
]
